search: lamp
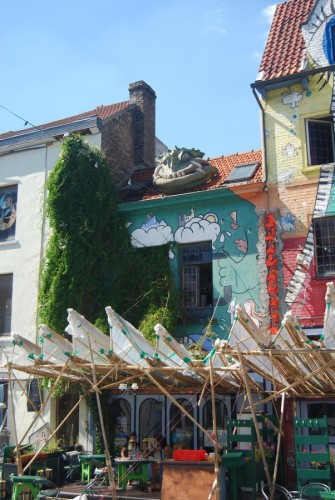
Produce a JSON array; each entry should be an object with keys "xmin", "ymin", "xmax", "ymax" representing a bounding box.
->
[{"xmin": 118, "ymin": 383, "xmax": 138, "ymax": 395}]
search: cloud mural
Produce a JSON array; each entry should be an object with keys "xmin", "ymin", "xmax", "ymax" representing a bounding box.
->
[
  {"xmin": 174, "ymin": 216, "xmax": 220, "ymax": 248},
  {"xmin": 130, "ymin": 215, "xmax": 174, "ymax": 247},
  {"xmin": 282, "ymin": 91, "xmax": 303, "ymax": 108}
]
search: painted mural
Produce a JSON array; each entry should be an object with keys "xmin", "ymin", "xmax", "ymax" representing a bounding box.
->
[
  {"xmin": 262, "ymin": 0, "xmax": 335, "ymax": 313},
  {"xmin": 282, "ymin": 0, "xmax": 335, "ymax": 305},
  {"xmin": 0, "ymin": 185, "xmax": 17, "ymax": 243},
  {"xmin": 128, "ymin": 190, "xmax": 261, "ymax": 338}
]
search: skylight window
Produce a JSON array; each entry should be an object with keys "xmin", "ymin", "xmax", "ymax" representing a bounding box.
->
[{"xmin": 225, "ymin": 162, "xmax": 259, "ymax": 183}]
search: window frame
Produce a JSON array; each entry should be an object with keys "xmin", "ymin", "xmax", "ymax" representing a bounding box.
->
[
  {"xmin": 313, "ymin": 216, "xmax": 335, "ymax": 279},
  {"xmin": 180, "ymin": 241, "xmax": 213, "ymax": 309},
  {"xmin": 305, "ymin": 116, "xmax": 335, "ymax": 167},
  {"xmin": 0, "ymin": 273, "xmax": 13, "ymax": 335}
]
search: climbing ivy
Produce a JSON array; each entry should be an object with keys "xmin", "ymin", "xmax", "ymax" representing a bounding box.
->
[{"xmin": 39, "ymin": 134, "xmax": 178, "ymax": 339}]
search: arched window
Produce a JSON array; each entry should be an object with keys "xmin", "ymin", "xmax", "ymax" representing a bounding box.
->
[
  {"xmin": 139, "ymin": 398, "xmax": 162, "ymax": 443},
  {"xmin": 202, "ymin": 399, "xmax": 227, "ymax": 449},
  {"xmin": 170, "ymin": 398, "xmax": 194, "ymax": 449},
  {"xmin": 113, "ymin": 398, "xmax": 131, "ymax": 452},
  {"xmin": 27, "ymin": 379, "xmax": 43, "ymax": 412}
]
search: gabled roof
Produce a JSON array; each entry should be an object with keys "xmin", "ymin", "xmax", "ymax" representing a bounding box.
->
[
  {"xmin": 123, "ymin": 149, "xmax": 263, "ymax": 201},
  {"xmin": 0, "ymin": 101, "xmax": 130, "ymax": 141},
  {"xmin": 257, "ymin": 0, "xmax": 314, "ymax": 82}
]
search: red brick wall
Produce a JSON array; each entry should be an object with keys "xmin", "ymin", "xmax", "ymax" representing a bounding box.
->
[{"xmin": 101, "ymin": 108, "xmax": 135, "ymax": 184}]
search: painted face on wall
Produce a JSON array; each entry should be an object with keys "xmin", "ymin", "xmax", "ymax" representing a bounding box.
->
[{"xmin": 302, "ymin": 2, "xmax": 335, "ymax": 68}]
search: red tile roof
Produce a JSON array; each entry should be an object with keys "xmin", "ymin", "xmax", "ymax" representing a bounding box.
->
[
  {"xmin": 258, "ymin": 0, "xmax": 314, "ymax": 81},
  {"xmin": 0, "ymin": 101, "xmax": 130, "ymax": 140},
  {"xmin": 130, "ymin": 149, "xmax": 263, "ymax": 201}
]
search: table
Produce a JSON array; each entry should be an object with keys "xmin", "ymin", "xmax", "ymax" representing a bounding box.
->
[
  {"xmin": 10, "ymin": 474, "xmax": 47, "ymax": 500},
  {"xmin": 79, "ymin": 454, "xmax": 105, "ymax": 483},
  {"xmin": 115, "ymin": 458, "xmax": 156, "ymax": 491},
  {"xmin": 161, "ymin": 461, "xmax": 217, "ymax": 500}
]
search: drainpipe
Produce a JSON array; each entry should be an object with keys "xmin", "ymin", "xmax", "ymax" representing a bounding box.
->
[{"xmin": 252, "ymin": 87, "xmax": 268, "ymax": 207}]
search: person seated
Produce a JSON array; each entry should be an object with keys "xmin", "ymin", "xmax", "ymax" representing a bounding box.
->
[
  {"xmin": 121, "ymin": 432, "xmax": 139, "ymax": 458},
  {"xmin": 156, "ymin": 434, "xmax": 173, "ymax": 459}
]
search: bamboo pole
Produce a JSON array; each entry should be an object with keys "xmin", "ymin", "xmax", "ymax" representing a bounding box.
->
[
  {"xmin": 23, "ymin": 388, "xmax": 90, "ymax": 474},
  {"xmin": 8, "ymin": 365, "xmax": 22, "ymax": 475},
  {"xmin": 87, "ymin": 338, "xmax": 117, "ymax": 500},
  {"xmin": 209, "ymin": 357, "xmax": 220, "ymax": 500},
  {"xmin": 246, "ymin": 356, "xmax": 335, "ymax": 408},
  {"xmin": 17, "ymin": 360, "xmax": 71, "ymax": 447},
  {"xmin": 237, "ymin": 349, "xmax": 272, "ymax": 486},
  {"xmin": 272, "ymin": 393, "xmax": 285, "ymax": 485},
  {"xmin": 145, "ymin": 370, "xmax": 219, "ymax": 446}
]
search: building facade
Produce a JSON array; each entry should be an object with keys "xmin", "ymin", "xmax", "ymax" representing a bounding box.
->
[{"xmin": 0, "ymin": 81, "xmax": 158, "ymax": 443}]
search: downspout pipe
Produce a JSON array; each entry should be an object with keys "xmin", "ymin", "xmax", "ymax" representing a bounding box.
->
[{"xmin": 252, "ymin": 87, "xmax": 268, "ymax": 189}]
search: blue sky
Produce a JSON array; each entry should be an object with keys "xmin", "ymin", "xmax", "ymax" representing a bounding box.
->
[{"xmin": 1, "ymin": 0, "xmax": 276, "ymax": 159}]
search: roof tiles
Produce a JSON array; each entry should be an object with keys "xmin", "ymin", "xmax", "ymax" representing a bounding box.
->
[
  {"xmin": 258, "ymin": 0, "xmax": 314, "ymax": 81},
  {"xmin": 0, "ymin": 101, "xmax": 130, "ymax": 140}
]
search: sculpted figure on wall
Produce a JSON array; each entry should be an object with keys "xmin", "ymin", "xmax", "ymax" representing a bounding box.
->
[{"xmin": 153, "ymin": 147, "xmax": 218, "ymax": 194}]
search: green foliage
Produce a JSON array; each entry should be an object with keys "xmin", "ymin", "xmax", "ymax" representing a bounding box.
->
[
  {"xmin": 39, "ymin": 134, "xmax": 178, "ymax": 340},
  {"xmin": 39, "ymin": 134, "xmax": 118, "ymax": 333},
  {"xmin": 39, "ymin": 378, "xmax": 69, "ymax": 398},
  {"xmin": 138, "ymin": 291, "xmax": 179, "ymax": 344}
]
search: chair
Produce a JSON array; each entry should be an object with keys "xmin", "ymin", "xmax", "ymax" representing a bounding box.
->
[
  {"xmin": 262, "ymin": 483, "xmax": 296, "ymax": 499},
  {"xmin": 62, "ymin": 452, "xmax": 81, "ymax": 482},
  {"xmin": 300, "ymin": 482, "xmax": 331, "ymax": 498},
  {"xmin": 34, "ymin": 479, "xmax": 59, "ymax": 500}
]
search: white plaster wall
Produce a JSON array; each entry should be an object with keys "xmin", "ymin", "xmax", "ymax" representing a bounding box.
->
[{"xmin": 0, "ymin": 131, "xmax": 102, "ymax": 445}]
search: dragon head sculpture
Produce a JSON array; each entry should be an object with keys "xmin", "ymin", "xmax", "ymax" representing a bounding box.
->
[{"xmin": 153, "ymin": 147, "xmax": 218, "ymax": 194}]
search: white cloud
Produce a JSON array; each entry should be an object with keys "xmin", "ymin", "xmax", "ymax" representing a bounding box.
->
[
  {"xmin": 262, "ymin": 5, "xmax": 276, "ymax": 25},
  {"xmin": 174, "ymin": 217, "xmax": 220, "ymax": 248},
  {"xmin": 131, "ymin": 224, "xmax": 173, "ymax": 247}
]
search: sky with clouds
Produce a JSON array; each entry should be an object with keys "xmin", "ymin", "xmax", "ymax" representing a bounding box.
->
[{"xmin": 1, "ymin": 1, "xmax": 276, "ymax": 158}]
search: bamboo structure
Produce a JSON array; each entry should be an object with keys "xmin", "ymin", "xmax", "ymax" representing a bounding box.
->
[{"xmin": 3, "ymin": 282, "xmax": 335, "ymax": 497}]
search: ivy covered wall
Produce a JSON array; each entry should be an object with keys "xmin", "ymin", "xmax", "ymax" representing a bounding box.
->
[{"xmin": 38, "ymin": 134, "xmax": 177, "ymax": 339}]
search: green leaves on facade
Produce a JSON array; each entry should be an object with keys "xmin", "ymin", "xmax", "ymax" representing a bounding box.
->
[{"xmin": 38, "ymin": 134, "xmax": 178, "ymax": 341}]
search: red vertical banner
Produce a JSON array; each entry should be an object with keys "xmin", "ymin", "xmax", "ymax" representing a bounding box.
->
[{"xmin": 264, "ymin": 214, "xmax": 280, "ymax": 335}]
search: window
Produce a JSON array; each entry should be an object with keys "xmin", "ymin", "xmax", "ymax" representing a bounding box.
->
[
  {"xmin": 225, "ymin": 162, "xmax": 259, "ymax": 183},
  {"xmin": 202, "ymin": 399, "xmax": 227, "ymax": 448},
  {"xmin": 314, "ymin": 217, "xmax": 335, "ymax": 278},
  {"xmin": 170, "ymin": 398, "xmax": 194, "ymax": 449},
  {"xmin": 113, "ymin": 398, "xmax": 131, "ymax": 452},
  {"xmin": 0, "ymin": 274, "xmax": 12, "ymax": 334},
  {"xmin": 181, "ymin": 242, "xmax": 213, "ymax": 308},
  {"xmin": 139, "ymin": 398, "xmax": 162, "ymax": 442},
  {"xmin": 27, "ymin": 379, "xmax": 43, "ymax": 412},
  {"xmin": 306, "ymin": 117, "xmax": 334, "ymax": 166},
  {"xmin": 0, "ymin": 185, "xmax": 17, "ymax": 242}
]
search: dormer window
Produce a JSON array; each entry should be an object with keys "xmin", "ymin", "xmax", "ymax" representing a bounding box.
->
[{"xmin": 225, "ymin": 162, "xmax": 259, "ymax": 183}]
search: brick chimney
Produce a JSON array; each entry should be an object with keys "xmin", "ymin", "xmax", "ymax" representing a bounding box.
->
[{"xmin": 129, "ymin": 81, "xmax": 156, "ymax": 169}]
